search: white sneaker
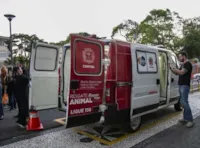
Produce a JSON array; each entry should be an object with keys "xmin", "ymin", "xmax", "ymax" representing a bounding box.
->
[
  {"xmin": 178, "ymin": 119, "xmax": 187, "ymax": 124},
  {"xmin": 17, "ymin": 123, "xmax": 25, "ymax": 129},
  {"xmin": 186, "ymin": 121, "xmax": 194, "ymax": 128},
  {"xmin": 0, "ymin": 115, "xmax": 3, "ymax": 120}
]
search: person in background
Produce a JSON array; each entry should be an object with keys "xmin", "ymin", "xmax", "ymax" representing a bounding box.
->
[
  {"xmin": 1, "ymin": 65, "xmax": 8, "ymax": 107},
  {"xmin": 15, "ymin": 67, "xmax": 30, "ymax": 128},
  {"xmin": 7, "ymin": 75, "xmax": 16, "ymax": 111},
  {"xmin": 0, "ymin": 75, "xmax": 3, "ymax": 120},
  {"xmin": 170, "ymin": 51, "xmax": 194, "ymax": 128},
  {"xmin": 13, "ymin": 66, "xmax": 20, "ymax": 118}
]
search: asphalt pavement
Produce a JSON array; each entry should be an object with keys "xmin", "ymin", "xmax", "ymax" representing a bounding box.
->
[
  {"xmin": 0, "ymin": 108, "xmax": 65, "ymax": 146},
  {"xmin": 133, "ymin": 116, "xmax": 200, "ymax": 148}
]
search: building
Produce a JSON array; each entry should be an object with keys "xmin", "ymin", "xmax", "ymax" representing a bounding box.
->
[{"xmin": 0, "ymin": 36, "xmax": 10, "ymax": 66}]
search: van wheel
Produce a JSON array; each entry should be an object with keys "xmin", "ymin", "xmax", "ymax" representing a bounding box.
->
[
  {"xmin": 129, "ymin": 116, "xmax": 142, "ymax": 132},
  {"xmin": 174, "ymin": 98, "xmax": 182, "ymax": 111}
]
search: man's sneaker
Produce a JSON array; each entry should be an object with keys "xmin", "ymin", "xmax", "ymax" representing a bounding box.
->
[
  {"xmin": 14, "ymin": 115, "xmax": 19, "ymax": 118},
  {"xmin": 178, "ymin": 119, "xmax": 187, "ymax": 124},
  {"xmin": 17, "ymin": 123, "xmax": 26, "ymax": 129},
  {"xmin": 9, "ymin": 108, "xmax": 14, "ymax": 112},
  {"xmin": 186, "ymin": 121, "xmax": 194, "ymax": 128},
  {"xmin": 0, "ymin": 115, "xmax": 3, "ymax": 120}
]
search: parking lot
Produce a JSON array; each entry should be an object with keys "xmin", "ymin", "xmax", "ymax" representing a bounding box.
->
[{"xmin": 1, "ymin": 92, "xmax": 200, "ymax": 148}]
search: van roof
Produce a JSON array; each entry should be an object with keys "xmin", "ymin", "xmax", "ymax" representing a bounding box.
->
[
  {"xmin": 63, "ymin": 39, "xmax": 173, "ymax": 54},
  {"xmin": 63, "ymin": 39, "xmax": 111, "ymax": 47}
]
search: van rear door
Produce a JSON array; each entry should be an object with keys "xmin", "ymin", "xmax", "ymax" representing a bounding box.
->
[
  {"xmin": 168, "ymin": 52, "xmax": 179, "ymax": 101},
  {"xmin": 29, "ymin": 42, "xmax": 60, "ymax": 110},
  {"xmin": 66, "ymin": 34, "xmax": 105, "ymax": 128}
]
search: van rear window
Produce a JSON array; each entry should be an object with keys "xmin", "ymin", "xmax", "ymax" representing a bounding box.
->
[
  {"xmin": 34, "ymin": 46, "xmax": 58, "ymax": 71},
  {"xmin": 74, "ymin": 39, "xmax": 102, "ymax": 75}
]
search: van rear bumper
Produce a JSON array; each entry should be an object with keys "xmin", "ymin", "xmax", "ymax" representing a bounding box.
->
[
  {"xmin": 66, "ymin": 104, "xmax": 130, "ymax": 128},
  {"xmin": 67, "ymin": 112, "xmax": 101, "ymax": 128}
]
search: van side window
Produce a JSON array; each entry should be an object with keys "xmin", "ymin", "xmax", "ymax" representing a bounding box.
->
[
  {"xmin": 34, "ymin": 46, "xmax": 58, "ymax": 71},
  {"xmin": 136, "ymin": 50, "xmax": 158, "ymax": 73}
]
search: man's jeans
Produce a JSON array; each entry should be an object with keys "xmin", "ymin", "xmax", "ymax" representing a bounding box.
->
[{"xmin": 179, "ymin": 85, "xmax": 193, "ymax": 121}]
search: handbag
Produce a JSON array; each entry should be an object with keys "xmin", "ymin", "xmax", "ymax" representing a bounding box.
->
[{"xmin": 2, "ymin": 93, "xmax": 8, "ymax": 105}]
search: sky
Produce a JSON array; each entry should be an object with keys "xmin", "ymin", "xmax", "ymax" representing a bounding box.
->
[{"xmin": 0, "ymin": 0, "xmax": 199, "ymax": 43}]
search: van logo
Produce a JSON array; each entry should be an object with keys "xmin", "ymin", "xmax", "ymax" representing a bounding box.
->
[
  {"xmin": 82, "ymin": 48, "xmax": 95, "ymax": 64},
  {"xmin": 138, "ymin": 56, "xmax": 146, "ymax": 66},
  {"xmin": 135, "ymin": 90, "xmax": 158, "ymax": 97}
]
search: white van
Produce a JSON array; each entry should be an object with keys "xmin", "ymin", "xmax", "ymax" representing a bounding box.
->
[{"xmin": 29, "ymin": 34, "xmax": 181, "ymax": 131}]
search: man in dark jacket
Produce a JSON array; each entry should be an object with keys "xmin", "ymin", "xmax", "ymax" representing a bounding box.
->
[
  {"xmin": 15, "ymin": 67, "xmax": 30, "ymax": 128},
  {"xmin": 13, "ymin": 66, "xmax": 20, "ymax": 118}
]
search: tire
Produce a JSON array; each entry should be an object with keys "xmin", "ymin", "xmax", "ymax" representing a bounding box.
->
[
  {"xmin": 174, "ymin": 98, "xmax": 182, "ymax": 111},
  {"xmin": 129, "ymin": 116, "xmax": 142, "ymax": 132}
]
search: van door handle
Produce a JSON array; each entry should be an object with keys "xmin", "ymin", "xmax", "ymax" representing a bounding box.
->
[
  {"xmin": 171, "ymin": 78, "xmax": 174, "ymax": 82},
  {"xmin": 70, "ymin": 80, "xmax": 79, "ymax": 90},
  {"xmin": 156, "ymin": 79, "xmax": 160, "ymax": 85}
]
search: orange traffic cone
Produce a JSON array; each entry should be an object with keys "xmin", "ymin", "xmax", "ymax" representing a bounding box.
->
[{"xmin": 26, "ymin": 109, "xmax": 43, "ymax": 131}]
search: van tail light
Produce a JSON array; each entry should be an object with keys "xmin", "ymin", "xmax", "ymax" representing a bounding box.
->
[
  {"xmin": 105, "ymin": 81, "xmax": 115, "ymax": 103},
  {"xmin": 58, "ymin": 67, "xmax": 61, "ymax": 95}
]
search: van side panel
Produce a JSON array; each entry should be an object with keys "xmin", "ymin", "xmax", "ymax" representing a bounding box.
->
[{"xmin": 130, "ymin": 45, "xmax": 160, "ymax": 116}]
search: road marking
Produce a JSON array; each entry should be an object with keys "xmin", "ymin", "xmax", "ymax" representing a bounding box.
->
[
  {"xmin": 74, "ymin": 111, "xmax": 181, "ymax": 146},
  {"xmin": 73, "ymin": 128, "xmax": 111, "ymax": 145},
  {"xmin": 108, "ymin": 111, "xmax": 181, "ymax": 145}
]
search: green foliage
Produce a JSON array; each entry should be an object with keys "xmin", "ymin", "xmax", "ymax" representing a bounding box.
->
[
  {"xmin": 139, "ymin": 9, "xmax": 182, "ymax": 51},
  {"xmin": 4, "ymin": 33, "xmax": 46, "ymax": 66},
  {"xmin": 4, "ymin": 55, "xmax": 29, "ymax": 66},
  {"xmin": 111, "ymin": 8, "xmax": 200, "ymax": 58},
  {"xmin": 181, "ymin": 17, "xmax": 200, "ymax": 58},
  {"xmin": 192, "ymin": 57, "xmax": 199, "ymax": 63},
  {"xmin": 111, "ymin": 19, "xmax": 140, "ymax": 42}
]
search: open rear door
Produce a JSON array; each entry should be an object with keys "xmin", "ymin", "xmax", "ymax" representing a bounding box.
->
[
  {"xmin": 29, "ymin": 42, "xmax": 60, "ymax": 110},
  {"xmin": 66, "ymin": 34, "xmax": 105, "ymax": 128},
  {"xmin": 168, "ymin": 52, "xmax": 179, "ymax": 101}
]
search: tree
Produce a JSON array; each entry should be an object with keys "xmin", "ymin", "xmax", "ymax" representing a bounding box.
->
[
  {"xmin": 181, "ymin": 17, "xmax": 200, "ymax": 58},
  {"xmin": 4, "ymin": 33, "xmax": 46, "ymax": 66},
  {"xmin": 111, "ymin": 19, "xmax": 140, "ymax": 42},
  {"xmin": 192, "ymin": 57, "xmax": 199, "ymax": 63},
  {"xmin": 139, "ymin": 9, "xmax": 182, "ymax": 51},
  {"xmin": 12, "ymin": 33, "xmax": 46, "ymax": 55}
]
